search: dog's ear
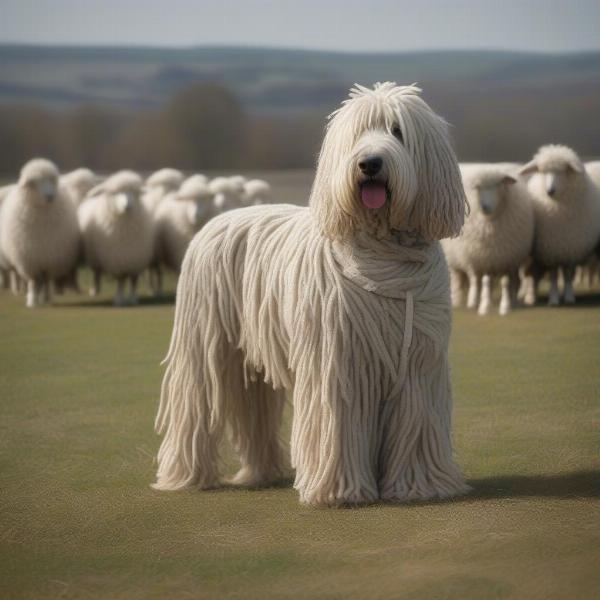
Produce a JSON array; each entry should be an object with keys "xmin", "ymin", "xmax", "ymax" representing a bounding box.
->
[
  {"xmin": 406, "ymin": 111, "xmax": 467, "ymax": 240},
  {"xmin": 310, "ymin": 121, "xmax": 357, "ymax": 240}
]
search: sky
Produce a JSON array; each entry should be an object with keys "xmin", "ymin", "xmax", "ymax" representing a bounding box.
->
[{"xmin": 1, "ymin": 0, "xmax": 599, "ymax": 53}]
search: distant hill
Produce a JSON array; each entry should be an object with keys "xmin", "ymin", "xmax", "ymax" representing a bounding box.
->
[
  {"xmin": 0, "ymin": 45, "xmax": 599, "ymax": 171},
  {"xmin": 1, "ymin": 45, "xmax": 599, "ymax": 115}
]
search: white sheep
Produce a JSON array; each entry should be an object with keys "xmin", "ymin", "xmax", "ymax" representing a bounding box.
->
[
  {"xmin": 78, "ymin": 170, "xmax": 154, "ymax": 306},
  {"xmin": 442, "ymin": 163, "xmax": 534, "ymax": 315},
  {"xmin": 586, "ymin": 161, "xmax": 600, "ymax": 187},
  {"xmin": 142, "ymin": 168, "xmax": 185, "ymax": 214},
  {"xmin": 0, "ymin": 184, "xmax": 15, "ymax": 289},
  {"xmin": 153, "ymin": 176, "xmax": 215, "ymax": 287},
  {"xmin": 0, "ymin": 158, "xmax": 80, "ymax": 307},
  {"xmin": 242, "ymin": 179, "xmax": 272, "ymax": 205},
  {"xmin": 60, "ymin": 168, "xmax": 99, "ymax": 206},
  {"xmin": 210, "ymin": 177, "xmax": 242, "ymax": 212},
  {"xmin": 520, "ymin": 145, "xmax": 600, "ymax": 305},
  {"xmin": 572, "ymin": 161, "xmax": 600, "ymax": 288}
]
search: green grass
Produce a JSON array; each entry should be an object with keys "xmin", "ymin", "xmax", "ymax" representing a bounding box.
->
[{"xmin": 1, "ymin": 278, "xmax": 599, "ymax": 599}]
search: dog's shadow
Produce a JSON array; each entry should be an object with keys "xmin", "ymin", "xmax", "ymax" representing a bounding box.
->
[
  {"xmin": 215, "ymin": 470, "xmax": 599, "ymax": 506},
  {"xmin": 381, "ymin": 470, "xmax": 599, "ymax": 507}
]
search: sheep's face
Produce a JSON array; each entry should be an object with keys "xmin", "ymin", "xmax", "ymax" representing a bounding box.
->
[
  {"xmin": 186, "ymin": 200, "xmax": 213, "ymax": 227},
  {"xmin": 19, "ymin": 159, "xmax": 60, "ymax": 206},
  {"xmin": 310, "ymin": 82, "xmax": 466, "ymax": 241},
  {"xmin": 112, "ymin": 188, "xmax": 140, "ymax": 215},
  {"xmin": 520, "ymin": 145, "xmax": 584, "ymax": 201},
  {"xmin": 25, "ymin": 175, "xmax": 58, "ymax": 205},
  {"xmin": 213, "ymin": 192, "xmax": 240, "ymax": 212},
  {"xmin": 472, "ymin": 176, "xmax": 516, "ymax": 219}
]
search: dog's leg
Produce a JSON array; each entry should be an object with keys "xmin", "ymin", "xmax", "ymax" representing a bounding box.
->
[
  {"xmin": 228, "ymin": 378, "xmax": 286, "ymax": 488},
  {"xmin": 291, "ymin": 382, "xmax": 379, "ymax": 507},
  {"xmin": 379, "ymin": 336, "xmax": 470, "ymax": 503}
]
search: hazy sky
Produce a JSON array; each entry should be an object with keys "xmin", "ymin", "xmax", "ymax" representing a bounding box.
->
[{"xmin": 1, "ymin": 0, "xmax": 599, "ymax": 52}]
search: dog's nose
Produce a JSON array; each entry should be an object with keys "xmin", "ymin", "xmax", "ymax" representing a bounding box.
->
[{"xmin": 358, "ymin": 156, "xmax": 383, "ymax": 177}]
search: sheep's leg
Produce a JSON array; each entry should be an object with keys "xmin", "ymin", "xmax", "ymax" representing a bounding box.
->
[
  {"xmin": 114, "ymin": 277, "xmax": 126, "ymax": 307},
  {"xmin": 90, "ymin": 270, "xmax": 102, "ymax": 297},
  {"xmin": 129, "ymin": 275, "xmax": 139, "ymax": 305},
  {"xmin": 155, "ymin": 265, "xmax": 163, "ymax": 297},
  {"xmin": 548, "ymin": 268, "xmax": 560, "ymax": 306},
  {"xmin": 478, "ymin": 275, "xmax": 492, "ymax": 316},
  {"xmin": 466, "ymin": 272, "xmax": 479, "ymax": 309},
  {"xmin": 562, "ymin": 265, "xmax": 576, "ymax": 305},
  {"xmin": 39, "ymin": 274, "xmax": 51, "ymax": 305},
  {"xmin": 0, "ymin": 269, "xmax": 7, "ymax": 289},
  {"xmin": 26, "ymin": 279, "xmax": 38, "ymax": 308},
  {"xmin": 450, "ymin": 269, "xmax": 466, "ymax": 308},
  {"xmin": 499, "ymin": 275, "xmax": 512, "ymax": 316},
  {"xmin": 10, "ymin": 270, "xmax": 22, "ymax": 295},
  {"xmin": 149, "ymin": 264, "xmax": 163, "ymax": 297},
  {"xmin": 509, "ymin": 269, "xmax": 520, "ymax": 307}
]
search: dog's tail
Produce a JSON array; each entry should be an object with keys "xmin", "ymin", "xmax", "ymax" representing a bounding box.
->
[{"xmin": 153, "ymin": 230, "xmax": 231, "ymax": 491}]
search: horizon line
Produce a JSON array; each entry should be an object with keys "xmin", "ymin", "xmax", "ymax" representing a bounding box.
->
[{"xmin": 1, "ymin": 41, "xmax": 600, "ymax": 57}]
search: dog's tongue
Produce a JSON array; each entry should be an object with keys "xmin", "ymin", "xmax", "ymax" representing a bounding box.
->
[{"xmin": 361, "ymin": 182, "xmax": 386, "ymax": 209}]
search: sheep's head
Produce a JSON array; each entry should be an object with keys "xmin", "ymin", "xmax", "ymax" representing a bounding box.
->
[
  {"xmin": 520, "ymin": 145, "xmax": 584, "ymax": 200},
  {"xmin": 19, "ymin": 158, "xmax": 60, "ymax": 204},
  {"xmin": 146, "ymin": 168, "xmax": 184, "ymax": 194},
  {"xmin": 177, "ymin": 175, "xmax": 215, "ymax": 227},
  {"xmin": 209, "ymin": 177, "xmax": 241, "ymax": 211},
  {"xmin": 97, "ymin": 170, "xmax": 143, "ymax": 215},
  {"xmin": 243, "ymin": 179, "xmax": 271, "ymax": 205},
  {"xmin": 462, "ymin": 165, "xmax": 517, "ymax": 220}
]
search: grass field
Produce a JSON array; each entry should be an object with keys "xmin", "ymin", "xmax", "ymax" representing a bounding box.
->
[{"xmin": 1, "ymin": 274, "xmax": 599, "ymax": 599}]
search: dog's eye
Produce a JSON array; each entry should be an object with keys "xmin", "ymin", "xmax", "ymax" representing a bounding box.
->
[{"xmin": 392, "ymin": 124, "xmax": 403, "ymax": 143}]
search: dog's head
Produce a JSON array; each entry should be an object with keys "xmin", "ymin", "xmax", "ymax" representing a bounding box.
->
[{"xmin": 310, "ymin": 82, "xmax": 466, "ymax": 242}]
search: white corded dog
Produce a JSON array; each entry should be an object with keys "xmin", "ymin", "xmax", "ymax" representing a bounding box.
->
[{"xmin": 154, "ymin": 83, "xmax": 469, "ymax": 506}]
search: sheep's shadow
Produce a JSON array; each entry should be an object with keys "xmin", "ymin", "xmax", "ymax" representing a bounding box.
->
[
  {"xmin": 532, "ymin": 292, "xmax": 600, "ymax": 308},
  {"xmin": 59, "ymin": 293, "xmax": 176, "ymax": 308}
]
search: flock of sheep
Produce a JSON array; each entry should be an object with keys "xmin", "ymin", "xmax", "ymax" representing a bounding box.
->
[
  {"xmin": 444, "ymin": 144, "xmax": 600, "ymax": 315},
  {"xmin": 0, "ymin": 161, "xmax": 271, "ymax": 307},
  {"xmin": 0, "ymin": 142, "xmax": 599, "ymax": 314}
]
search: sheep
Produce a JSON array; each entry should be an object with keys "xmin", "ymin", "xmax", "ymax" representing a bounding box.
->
[
  {"xmin": 442, "ymin": 163, "xmax": 534, "ymax": 315},
  {"xmin": 0, "ymin": 184, "xmax": 15, "ymax": 290},
  {"xmin": 572, "ymin": 161, "xmax": 600, "ymax": 289},
  {"xmin": 210, "ymin": 177, "xmax": 243, "ymax": 212},
  {"xmin": 153, "ymin": 175, "xmax": 215, "ymax": 289},
  {"xmin": 60, "ymin": 168, "xmax": 99, "ymax": 206},
  {"xmin": 586, "ymin": 161, "xmax": 600, "ymax": 187},
  {"xmin": 0, "ymin": 158, "xmax": 80, "ymax": 307},
  {"xmin": 242, "ymin": 178, "xmax": 272, "ymax": 205},
  {"xmin": 78, "ymin": 170, "xmax": 154, "ymax": 306},
  {"xmin": 142, "ymin": 168, "xmax": 185, "ymax": 214},
  {"xmin": 520, "ymin": 145, "xmax": 600, "ymax": 305}
]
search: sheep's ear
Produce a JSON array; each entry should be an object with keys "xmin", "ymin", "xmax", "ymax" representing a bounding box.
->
[
  {"xmin": 502, "ymin": 175, "xmax": 517, "ymax": 185},
  {"xmin": 567, "ymin": 160, "xmax": 584, "ymax": 174},
  {"xmin": 519, "ymin": 160, "xmax": 538, "ymax": 176},
  {"xmin": 86, "ymin": 183, "xmax": 105, "ymax": 198}
]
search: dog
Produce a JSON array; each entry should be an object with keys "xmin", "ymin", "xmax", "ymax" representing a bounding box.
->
[{"xmin": 154, "ymin": 82, "xmax": 470, "ymax": 506}]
